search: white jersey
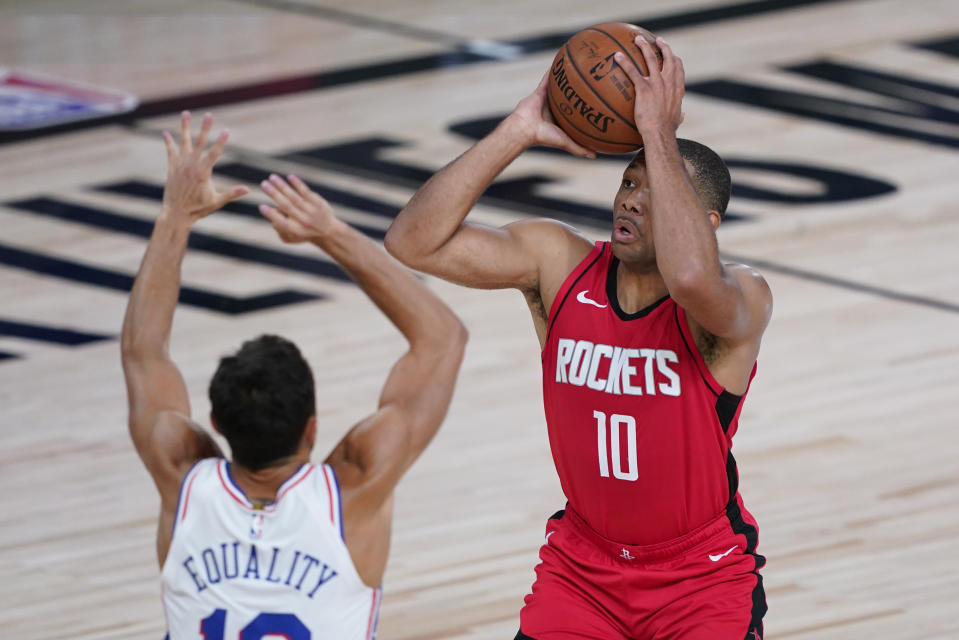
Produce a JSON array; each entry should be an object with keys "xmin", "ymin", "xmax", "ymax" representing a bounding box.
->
[{"xmin": 161, "ymin": 458, "xmax": 380, "ymax": 640}]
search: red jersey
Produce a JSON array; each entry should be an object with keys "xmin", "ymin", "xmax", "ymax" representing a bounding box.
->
[{"xmin": 542, "ymin": 241, "xmax": 756, "ymax": 545}]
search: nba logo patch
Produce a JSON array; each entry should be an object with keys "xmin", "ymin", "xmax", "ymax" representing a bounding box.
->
[
  {"xmin": 0, "ymin": 68, "xmax": 138, "ymax": 131},
  {"xmin": 250, "ymin": 512, "xmax": 265, "ymax": 540}
]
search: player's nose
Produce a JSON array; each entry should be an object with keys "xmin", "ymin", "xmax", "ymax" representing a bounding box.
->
[{"xmin": 622, "ymin": 188, "xmax": 648, "ymax": 213}]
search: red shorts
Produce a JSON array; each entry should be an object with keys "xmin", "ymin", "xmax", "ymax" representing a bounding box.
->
[{"xmin": 518, "ymin": 506, "xmax": 766, "ymax": 640}]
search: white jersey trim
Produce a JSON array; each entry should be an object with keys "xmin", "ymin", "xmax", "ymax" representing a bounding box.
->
[
  {"xmin": 321, "ymin": 463, "xmax": 345, "ymax": 540},
  {"xmin": 215, "ymin": 459, "xmax": 316, "ymax": 512},
  {"xmin": 366, "ymin": 587, "xmax": 382, "ymax": 640},
  {"xmin": 171, "ymin": 460, "xmax": 205, "ymax": 539}
]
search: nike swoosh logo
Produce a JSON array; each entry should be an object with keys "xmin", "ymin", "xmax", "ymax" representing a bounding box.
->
[
  {"xmin": 576, "ymin": 290, "xmax": 607, "ymax": 308},
  {"xmin": 708, "ymin": 545, "xmax": 738, "ymax": 562},
  {"xmin": 545, "ymin": 531, "xmax": 556, "ymax": 545}
]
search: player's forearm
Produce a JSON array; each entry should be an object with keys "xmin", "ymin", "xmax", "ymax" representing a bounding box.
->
[
  {"xmin": 642, "ymin": 134, "xmax": 723, "ymax": 294},
  {"xmin": 121, "ymin": 215, "xmax": 192, "ymax": 360},
  {"xmin": 316, "ymin": 220, "xmax": 465, "ymax": 347},
  {"xmin": 386, "ymin": 115, "xmax": 531, "ymax": 267}
]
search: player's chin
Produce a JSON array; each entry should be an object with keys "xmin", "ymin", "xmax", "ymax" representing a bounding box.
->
[{"xmin": 611, "ymin": 238, "xmax": 649, "ymax": 263}]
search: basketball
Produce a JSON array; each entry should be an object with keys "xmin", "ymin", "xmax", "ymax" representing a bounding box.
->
[{"xmin": 547, "ymin": 22, "xmax": 662, "ymax": 154}]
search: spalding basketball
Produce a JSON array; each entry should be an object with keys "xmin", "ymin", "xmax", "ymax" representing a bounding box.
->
[{"xmin": 547, "ymin": 23, "xmax": 662, "ymax": 154}]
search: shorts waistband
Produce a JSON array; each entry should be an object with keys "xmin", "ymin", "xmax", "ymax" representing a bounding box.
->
[{"xmin": 562, "ymin": 505, "xmax": 731, "ymax": 564}]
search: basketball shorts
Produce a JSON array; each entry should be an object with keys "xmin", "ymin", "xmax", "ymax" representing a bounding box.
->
[{"xmin": 517, "ymin": 506, "xmax": 766, "ymax": 640}]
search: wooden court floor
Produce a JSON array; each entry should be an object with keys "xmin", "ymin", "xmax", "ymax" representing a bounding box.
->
[{"xmin": 1, "ymin": 0, "xmax": 958, "ymax": 637}]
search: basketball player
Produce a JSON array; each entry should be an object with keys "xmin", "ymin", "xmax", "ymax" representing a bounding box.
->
[
  {"xmin": 121, "ymin": 111, "xmax": 467, "ymax": 639},
  {"xmin": 385, "ymin": 36, "xmax": 770, "ymax": 639}
]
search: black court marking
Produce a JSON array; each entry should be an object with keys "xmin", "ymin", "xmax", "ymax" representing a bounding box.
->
[
  {"xmin": 914, "ymin": 34, "xmax": 959, "ymax": 58},
  {"xmin": 0, "ymin": 0, "xmax": 860, "ymax": 146},
  {"xmin": 0, "ymin": 243, "xmax": 322, "ymax": 315},
  {"xmin": 230, "ymin": 0, "xmax": 468, "ymax": 50},
  {"xmin": 7, "ymin": 197, "xmax": 354, "ymax": 282},
  {"xmin": 722, "ymin": 252, "xmax": 959, "ymax": 315},
  {"xmin": 211, "ymin": 162, "xmax": 406, "ymax": 224},
  {"xmin": 0, "ymin": 318, "xmax": 112, "ymax": 346},
  {"xmin": 0, "ymin": 351, "xmax": 18, "ymax": 361}
]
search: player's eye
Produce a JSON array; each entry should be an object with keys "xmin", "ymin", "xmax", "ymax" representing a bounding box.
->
[{"xmin": 621, "ymin": 179, "xmax": 635, "ymax": 189}]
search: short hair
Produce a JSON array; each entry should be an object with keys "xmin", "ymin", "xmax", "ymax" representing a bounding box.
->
[
  {"xmin": 632, "ymin": 138, "xmax": 732, "ymax": 219},
  {"xmin": 209, "ymin": 334, "xmax": 315, "ymax": 470}
]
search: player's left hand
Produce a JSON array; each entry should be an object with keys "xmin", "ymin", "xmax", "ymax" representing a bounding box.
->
[
  {"xmin": 615, "ymin": 36, "xmax": 685, "ymax": 136},
  {"xmin": 161, "ymin": 111, "xmax": 248, "ymax": 224}
]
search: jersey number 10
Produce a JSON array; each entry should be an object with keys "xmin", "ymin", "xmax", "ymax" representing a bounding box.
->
[{"xmin": 594, "ymin": 410, "xmax": 638, "ymax": 481}]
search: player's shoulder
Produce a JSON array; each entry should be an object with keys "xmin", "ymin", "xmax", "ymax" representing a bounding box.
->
[
  {"xmin": 505, "ymin": 218, "xmax": 594, "ymax": 265},
  {"xmin": 724, "ymin": 261, "xmax": 772, "ymax": 296}
]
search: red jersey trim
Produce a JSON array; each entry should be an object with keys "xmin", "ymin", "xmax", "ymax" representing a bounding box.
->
[{"xmin": 544, "ymin": 241, "xmax": 605, "ymax": 349}]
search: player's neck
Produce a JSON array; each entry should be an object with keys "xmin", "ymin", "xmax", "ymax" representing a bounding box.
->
[
  {"xmin": 614, "ymin": 260, "xmax": 668, "ymax": 314},
  {"xmin": 229, "ymin": 454, "xmax": 311, "ymax": 506}
]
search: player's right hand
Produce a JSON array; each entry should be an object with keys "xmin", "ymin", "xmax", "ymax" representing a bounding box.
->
[
  {"xmin": 508, "ymin": 72, "xmax": 596, "ymax": 159},
  {"xmin": 259, "ymin": 174, "xmax": 343, "ymax": 243},
  {"xmin": 161, "ymin": 111, "xmax": 249, "ymax": 224}
]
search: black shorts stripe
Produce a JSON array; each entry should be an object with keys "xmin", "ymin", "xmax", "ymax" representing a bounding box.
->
[
  {"xmin": 514, "ymin": 630, "xmax": 537, "ymax": 640},
  {"xmin": 743, "ymin": 573, "xmax": 767, "ymax": 639}
]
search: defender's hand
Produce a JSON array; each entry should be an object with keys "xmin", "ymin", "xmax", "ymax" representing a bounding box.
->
[
  {"xmin": 507, "ymin": 72, "xmax": 596, "ymax": 159},
  {"xmin": 161, "ymin": 111, "xmax": 248, "ymax": 223},
  {"xmin": 259, "ymin": 174, "xmax": 343, "ymax": 243},
  {"xmin": 615, "ymin": 36, "xmax": 685, "ymax": 137}
]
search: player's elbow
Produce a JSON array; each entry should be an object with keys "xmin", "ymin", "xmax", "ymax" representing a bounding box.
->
[
  {"xmin": 384, "ymin": 223, "xmax": 418, "ymax": 266},
  {"xmin": 667, "ymin": 264, "xmax": 714, "ymax": 300},
  {"xmin": 437, "ymin": 313, "xmax": 469, "ymax": 359}
]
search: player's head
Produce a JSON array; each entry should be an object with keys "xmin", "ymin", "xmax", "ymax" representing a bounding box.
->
[
  {"xmin": 612, "ymin": 139, "xmax": 731, "ymax": 265},
  {"xmin": 209, "ymin": 334, "xmax": 316, "ymax": 470}
]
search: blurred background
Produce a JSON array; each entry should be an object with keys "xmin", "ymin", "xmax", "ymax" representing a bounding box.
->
[{"xmin": 1, "ymin": 1, "xmax": 958, "ymax": 637}]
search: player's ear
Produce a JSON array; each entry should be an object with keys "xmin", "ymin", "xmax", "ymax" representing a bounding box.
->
[
  {"xmin": 707, "ymin": 210, "xmax": 721, "ymax": 230},
  {"xmin": 304, "ymin": 415, "xmax": 317, "ymax": 449},
  {"xmin": 209, "ymin": 412, "xmax": 222, "ymax": 435}
]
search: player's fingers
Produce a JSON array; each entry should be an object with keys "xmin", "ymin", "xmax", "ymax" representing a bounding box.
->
[
  {"xmin": 179, "ymin": 111, "xmax": 193, "ymax": 153},
  {"xmin": 535, "ymin": 70, "xmax": 550, "ymax": 95},
  {"xmin": 635, "ymin": 37, "xmax": 661, "ymax": 79},
  {"xmin": 268, "ymin": 173, "xmax": 309, "ymax": 210},
  {"xmin": 287, "ymin": 174, "xmax": 317, "ymax": 202},
  {"xmin": 205, "ymin": 130, "xmax": 230, "ymax": 166},
  {"xmin": 613, "ymin": 51, "xmax": 643, "ymax": 86},
  {"xmin": 162, "ymin": 131, "xmax": 178, "ymax": 161},
  {"xmin": 217, "ymin": 185, "xmax": 249, "ymax": 208},
  {"xmin": 195, "ymin": 112, "xmax": 213, "ymax": 152},
  {"xmin": 673, "ymin": 51, "xmax": 686, "ymax": 85},
  {"xmin": 260, "ymin": 176, "xmax": 296, "ymax": 213},
  {"xmin": 656, "ymin": 37, "xmax": 678, "ymax": 77},
  {"xmin": 565, "ymin": 139, "xmax": 597, "ymax": 159},
  {"xmin": 289, "ymin": 174, "xmax": 332, "ymax": 211},
  {"xmin": 259, "ymin": 203, "xmax": 291, "ymax": 236},
  {"xmin": 260, "ymin": 204, "xmax": 307, "ymax": 242}
]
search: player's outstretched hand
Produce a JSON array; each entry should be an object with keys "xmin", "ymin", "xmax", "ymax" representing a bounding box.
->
[
  {"xmin": 161, "ymin": 111, "xmax": 248, "ymax": 223},
  {"xmin": 259, "ymin": 174, "xmax": 342, "ymax": 243},
  {"xmin": 615, "ymin": 36, "xmax": 685, "ymax": 137},
  {"xmin": 509, "ymin": 72, "xmax": 596, "ymax": 159}
]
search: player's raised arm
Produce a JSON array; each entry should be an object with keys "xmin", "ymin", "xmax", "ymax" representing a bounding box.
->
[
  {"xmin": 259, "ymin": 174, "xmax": 467, "ymax": 510},
  {"xmin": 121, "ymin": 112, "xmax": 248, "ymax": 517},
  {"xmin": 616, "ymin": 38, "xmax": 771, "ymax": 343},
  {"xmin": 385, "ymin": 74, "xmax": 595, "ymax": 292}
]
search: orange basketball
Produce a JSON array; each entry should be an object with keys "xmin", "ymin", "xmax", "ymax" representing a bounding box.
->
[{"xmin": 547, "ymin": 23, "xmax": 662, "ymax": 154}]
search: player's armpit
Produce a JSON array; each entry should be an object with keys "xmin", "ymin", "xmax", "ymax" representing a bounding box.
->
[
  {"xmin": 680, "ymin": 263, "xmax": 773, "ymax": 346},
  {"xmin": 144, "ymin": 410, "xmax": 222, "ymax": 511}
]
